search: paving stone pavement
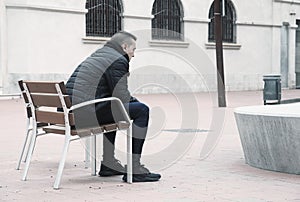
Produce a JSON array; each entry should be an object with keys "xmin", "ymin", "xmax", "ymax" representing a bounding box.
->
[{"xmin": 0, "ymin": 89, "xmax": 299, "ymax": 202}]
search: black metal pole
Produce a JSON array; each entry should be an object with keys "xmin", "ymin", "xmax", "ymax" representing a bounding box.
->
[{"xmin": 214, "ymin": 0, "xmax": 227, "ymax": 107}]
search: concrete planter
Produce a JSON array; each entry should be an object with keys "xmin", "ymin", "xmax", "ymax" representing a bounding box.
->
[{"xmin": 234, "ymin": 103, "xmax": 300, "ymax": 175}]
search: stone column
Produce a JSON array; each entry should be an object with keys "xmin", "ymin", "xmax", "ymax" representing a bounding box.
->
[
  {"xmin": 281, "ymin": 22, "xmax": 290, "ymax": 88},
  {"xmin": 288, "ymin": 24, "xmax": 297, "ymax": 88}
]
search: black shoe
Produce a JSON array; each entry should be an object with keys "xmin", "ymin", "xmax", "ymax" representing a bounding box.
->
[
  {"xmin": 99, "ymin": 159, "xmax": 125, "ymax": 177},
  {"xmin": 122, "ymin": 164, "xmax": 161, "ymax": 182},
  {"xmin": 122, "ymin": 173, "xmax": 160, "ymax": 182},
  {"xmin": 133, "ymin": 164, "xmax": 161, "ymax": 179}
]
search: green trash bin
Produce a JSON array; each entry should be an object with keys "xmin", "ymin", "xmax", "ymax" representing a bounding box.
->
[{"xmin": 263, "ymin": 74, "xmax": 281, "ymax": 105}]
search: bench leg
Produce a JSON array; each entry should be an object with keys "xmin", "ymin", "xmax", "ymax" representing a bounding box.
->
[
  {"xmin": 53, "ymin": 137, "xmax": 71, "ymax": 190},
  {"xmin": 16, "ymin": 124, "xmax": 31, "ymax": 170},
  {"xmin": 91, "ymin": 135, "xmax": 97, "ymax": 176},
  {"xmin": 126, "ymin": 126, "xmax": 132, "ymax": 184},
  {"xmin": 22, "ymin": 126, "xmax": 37, "ymax": 181},
  {"xmin": 84, "ymin": 138, "xmax": 90, "ymax": 169}
]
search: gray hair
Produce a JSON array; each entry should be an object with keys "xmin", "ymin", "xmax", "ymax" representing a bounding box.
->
[{"xmin": 110, "ymin": 31, "xmax": 137, "ymax": 46}]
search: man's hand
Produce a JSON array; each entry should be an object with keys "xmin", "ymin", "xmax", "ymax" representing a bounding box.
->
[{"xmin": 130, "ymin": 96, "xmax": 139, "ymax": 102}]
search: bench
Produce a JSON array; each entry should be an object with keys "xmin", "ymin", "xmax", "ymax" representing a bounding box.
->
[{"xmin": 20, "ymin": 80, "xmax": 133, "ymax": 189}]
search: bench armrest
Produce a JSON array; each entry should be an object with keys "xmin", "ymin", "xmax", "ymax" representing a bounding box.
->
[{"xmin": 69, "ymin": 97, "xmax": 131, "ymax": 123}]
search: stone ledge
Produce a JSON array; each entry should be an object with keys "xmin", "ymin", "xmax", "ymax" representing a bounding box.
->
[
  {"xmin": 205, "ymin": 42, "xmax": 241, "ymax": 50},
  {"xmin": 148, "ymin": 40, "xmax": 189, "ymax": 48},
  {"xmin": 6, "ymin": 3, "xmax": 87, "ymax": 14},
  {"xmin": 82, "ymin": 37, "xmax": 110, "ymax": 44},
  {"xmin": 235, "ymin": 103, "xmax": 300, "ymax": 117}
]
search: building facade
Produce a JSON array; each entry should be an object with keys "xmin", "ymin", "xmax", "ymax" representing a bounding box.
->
[{"xmin": 1, "ymin": 0, "xmax": 300, "ymax": 94}]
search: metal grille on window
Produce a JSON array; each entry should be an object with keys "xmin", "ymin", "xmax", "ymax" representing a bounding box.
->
[
  {"xmin": 86, "ymin": 0, "xmax": 122, "ymax": 37},
  {"xmin": 208, "ymin": 0, "xmax": 236, "ymax": 43},
  {"xmin": 152, "ymin": 0, "xmax": 183, "ymax": 41}
]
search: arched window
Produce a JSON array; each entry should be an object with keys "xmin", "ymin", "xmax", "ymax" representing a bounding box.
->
[
  {"xmin": 208, "ymin": 0, "xmax": 236, "ymax": 43},
  {"xmin": 85, "ymin": 0, "xmax": 123, "ymax": 37},
  {"xmin": 152, "ymin": 0, "xmax": 184, "ymax": 41}
]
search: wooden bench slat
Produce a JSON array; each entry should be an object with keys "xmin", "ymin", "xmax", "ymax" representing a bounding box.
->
[
  {"xmin": 43, "ymin": 125, "xmax": 79, "ymax": 136},
  {"xmin": 117, "ymin": 121, "xmax": 130, "ymax": 130},
  {"xmin": 103, "ymin": 123, "xmax": 118, "ymax": 131},
  {"xmin": 37, "ymin": 122, "xmax": 49, "ymax": 127},
  {"xmin": 35, "ymin": 111, "xmax": 75, "ymax": 125},
  {"xmin": 43, "ymin": 125, "xmax": 106, "ymax": 137},
  {"xmin": 31, "ymin": 94, "xmax": 72, "ymax": 108},
  {"xmin": 90, "ymin": 127, "xmax": 104, "ymax": 134},
  {"xmin": 25, "ymin": 81, "xmax": 66, "ymax": 94}
]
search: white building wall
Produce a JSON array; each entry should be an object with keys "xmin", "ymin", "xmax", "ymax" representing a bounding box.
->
[
  {"xmin": 1, "ymin": 0, "xmax": 300, "ymax": 94},
  {"xmin": 3, "ymin": 0, "xmax": 90, "ymax": 93},
  {"xmin": 0, "ymin": 0, "xmax": 7, "ymax": 91}
]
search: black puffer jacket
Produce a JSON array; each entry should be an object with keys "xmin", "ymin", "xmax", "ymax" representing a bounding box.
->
[{"xmin": 66, "ymin": 41, "xmax": 132, "ymax": 113}]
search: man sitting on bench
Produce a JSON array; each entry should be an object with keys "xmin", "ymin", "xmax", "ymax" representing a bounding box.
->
[{"xmin": 65, "ymin": 31, "xmax": 161, "ymax": 182}]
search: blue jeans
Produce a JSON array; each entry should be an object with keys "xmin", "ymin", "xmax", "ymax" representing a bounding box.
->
[{"xmin": 99, "ymin": 101, "xmax": 149, "ymax": 161}]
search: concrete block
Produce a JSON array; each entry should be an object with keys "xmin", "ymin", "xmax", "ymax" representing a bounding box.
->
[{"xmin": 234, "ymin": 103, "xmax": 300, "ymax": 174}]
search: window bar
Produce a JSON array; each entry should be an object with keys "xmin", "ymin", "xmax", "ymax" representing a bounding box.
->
[
  {"xmin": 87, "ymin": 0, "xmax": 90, "ymax": 36},
  {"xmin": 85, "ymin": 1, "xmax": 89, "ymax": 36},
  {"xmin": 92, "ymin": 0, "xmax": 94, "ymax": 36},
  {"xmin": 94, "ymin": 0, "xmax": 96, "ymax": 36},
  {"xmin": 94, "ymin": 0, "xmax": 95, "ymax": 36},
  {"xmin": 92, "ymin": 0, "xmax": 95, "ymax": 36},
  {"xmin": 166, "ymin": 0, "xmax": 169, "ymax": 38},
  {"xmin": 101, "ymin": 0, "xmax": 104, "ymax": 36},
  {"xmin": 103, "ymin": 0, "xmax": 106, "ymax": 36},
  {"xmin": 160, "ymin": 0, "xmax": 163, "ymax": 39},
  {"xmin": 106, "ymin": 0, "xmax": 109, "ymax": 36},
  {"xmin": 118, "ymin": 0, "xmax": 121, "ymax": 33},
  {"xmin": 111, "ymin": 0, "xmax": 114, "ymax": 36},
  {"xmin": 115, "ymin": 0, "xmax": 118, "ymax": 35},
  {"xmin": 97, "ymin": 0, "xmax": 100, "ymax": 36}
]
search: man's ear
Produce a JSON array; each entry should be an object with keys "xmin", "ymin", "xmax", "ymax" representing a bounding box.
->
[{"xmin": 121, "ymin": 44, "xmax": 127, "ymax": 51}]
